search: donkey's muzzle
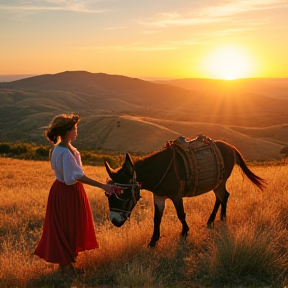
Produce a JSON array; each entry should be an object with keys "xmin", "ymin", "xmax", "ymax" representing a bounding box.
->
[{"xmin": 110, "ymin": 211, "xmax": 128, "ymax": 227}]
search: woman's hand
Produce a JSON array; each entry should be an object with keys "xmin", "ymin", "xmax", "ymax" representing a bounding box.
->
[
  {"xmin": 103, "ymin": 184, "xmax": 122, "ymax": 195},
  {"xmin": 77, "ymin": 175, "xmax": 124, "ymax": 194}
]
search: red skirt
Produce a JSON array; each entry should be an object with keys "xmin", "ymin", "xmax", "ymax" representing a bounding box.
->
[{"xmin": 34, "ymin": 180, "xmax": 98, "ymax": 265}]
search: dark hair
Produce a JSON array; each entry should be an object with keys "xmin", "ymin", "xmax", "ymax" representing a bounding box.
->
[{"xmin": 44, "ymin": 113, "xmax": 80, "ymax": 145}]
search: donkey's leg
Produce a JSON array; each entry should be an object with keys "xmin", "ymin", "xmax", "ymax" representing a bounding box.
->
[
  {"xmin": 220, "ymin": 190, "xmax": 230, "ymax": 221},
  {"xmin": 149, "ymin": 194, "xmax": 166, "ymax": 248},
  {"xmin": 207, "ymin": 196, "xmax": 221, "ymax": 229},
  {"xmin": 171, "ymin": 195, "xmax": 189, "ymax": 238},
  {"xmin": 211, "ymin": 183, "xmax": 230, "ymax": 225}
]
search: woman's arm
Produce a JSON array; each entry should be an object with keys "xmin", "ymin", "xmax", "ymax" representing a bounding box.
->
[{"xmin": 77, "ymin": 174, "xmax": 117, "ymax": 195}]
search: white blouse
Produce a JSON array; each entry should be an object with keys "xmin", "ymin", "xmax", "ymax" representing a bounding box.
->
[{"xmin": 51, "ymin": 145, "xmax": 84, "ymax": 186}]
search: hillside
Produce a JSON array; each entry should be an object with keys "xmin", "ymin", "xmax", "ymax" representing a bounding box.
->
[
  {"xmin": 0, "ymin": 71, "xmax": 287, "ymax": 160},
  {"xmin": 155, "ymin": 78, "xmax": 288, "ymax": 99}
]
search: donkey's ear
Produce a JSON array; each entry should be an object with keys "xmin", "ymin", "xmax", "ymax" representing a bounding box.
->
[
  {"xmin": 104, "ymin": 161, "xmax": 116, "ymax": 179},
  {"xmin": 123, "ymin": 153, "xmax": 134, "ymax": 176},
  {"xmin": 125, "ymin": 153, "xmax": 134, "ymax": 165},
  {"xmin": 132, "ymin": 171, "xmax": 137, "ymax": 183}
]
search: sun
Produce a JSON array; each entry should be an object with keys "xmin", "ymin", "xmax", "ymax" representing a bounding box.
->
[{"xmin": 201, "ymin": 45, "xmax": 255, "ymax": 80}]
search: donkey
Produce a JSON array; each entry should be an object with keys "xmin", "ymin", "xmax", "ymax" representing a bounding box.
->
[{"xmin": 104, "ymin": 135, "xmax": 266, "ymax": 247}]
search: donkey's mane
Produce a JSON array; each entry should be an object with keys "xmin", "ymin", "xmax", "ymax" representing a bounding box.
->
[{"xmin": 135, "ymin": 147, "xmax": 168, "ymax": 165}]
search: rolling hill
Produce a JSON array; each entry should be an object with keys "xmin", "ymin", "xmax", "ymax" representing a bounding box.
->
[{"xmin": 0, "ymin": 71, "xmax": 287, "ymax": 160}]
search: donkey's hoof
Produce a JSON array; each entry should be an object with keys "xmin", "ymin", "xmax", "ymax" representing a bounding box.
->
[
  {"xmin": 207, "ymin": 222, "xmax": 214, "ymax": 230},
  {"xmin": 148, "ymin": 243, "xmax": 156, "ymax": 248},
  {"xmin": 148, "ymin": 241, "xmax": 156, "ymax": 248},
  {"xmin": 220, "ymin": 215, "xmax": 227, "ymax": 222},
  {"xmin": 180, "ymin": 232, "xmax": 188, "ymax": 239}
]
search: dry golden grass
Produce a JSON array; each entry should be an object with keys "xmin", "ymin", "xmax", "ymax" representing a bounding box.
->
[{"xmin": 1, "ymin": 157, "xmax": 288, "ymax": 287}]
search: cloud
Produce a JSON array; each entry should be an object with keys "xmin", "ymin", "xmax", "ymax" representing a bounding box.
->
[
  {"xmin": 74, "ymin": 34, "xmax": 210, "ymax": 52},
  {"xmin": 0, "ymin": 0, "xmax": 107, "ymax": 15},
  {"xmin": 103, "ymin": 26, "xmax": 128, "ymax": 30},
  {"xmin": 138, "ymin": 0, "xmax": 288, "ymax": 28},
  {"xmin": 74, "ymin": 41, "xmax": 181, "ymax": 51}
]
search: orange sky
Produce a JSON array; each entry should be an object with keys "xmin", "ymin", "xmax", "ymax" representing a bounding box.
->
[{"xmin": 1, "ymin": 0, "xmax": 288, "ymax": 79}]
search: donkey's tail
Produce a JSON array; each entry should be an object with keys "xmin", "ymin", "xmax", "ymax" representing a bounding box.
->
[{"xmin": 234, "ymin": 148, "xmax": 267, "ymax": 191}]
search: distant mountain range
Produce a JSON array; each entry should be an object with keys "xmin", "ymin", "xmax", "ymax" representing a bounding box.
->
[
  {"xmin": 0, "ymin": 71, "xmax": 287, "ymax": 160},
  {"xmin": 0, "ymin": 75, "xmax": 37, "ymax": 82}
]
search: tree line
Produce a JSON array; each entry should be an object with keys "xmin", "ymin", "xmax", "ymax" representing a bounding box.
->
[
  {"xmin": 1, "ymin": 141, "xmax": 287, "ymax": 167},
  {"xmin": 0, "ymin": 142, "xmax": 128, "ymax": 168}
]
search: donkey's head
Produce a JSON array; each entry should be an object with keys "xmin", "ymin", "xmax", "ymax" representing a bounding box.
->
[{"xmin": 104, "ymin": 154, "xmax": 141, "ymax": 227}]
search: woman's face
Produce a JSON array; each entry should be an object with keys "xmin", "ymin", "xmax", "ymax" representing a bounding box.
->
[{"xmin": 66, "ymin": 125, "xmax": 78, "ymax": 142}]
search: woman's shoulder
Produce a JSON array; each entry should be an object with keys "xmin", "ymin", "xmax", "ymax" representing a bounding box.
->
[{"xmin": 53, "ymin": 145, "xmax": 72, "ymax": 156}]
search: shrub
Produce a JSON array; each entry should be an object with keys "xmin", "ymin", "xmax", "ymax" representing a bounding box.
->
[
  {"xmin": 280, "ymin": 146, "xmax": 288, "ymax": 155},
  {"xmin": 35, "ymin": 146, "xmax": 50, "ymax": 157},
  {"xmin": 0, "ymin": 143, "xmax": 10, "ymax": 154},
  {"xmin": 9, "ymin": 144, "xmax": 28, "ymax": 155}
]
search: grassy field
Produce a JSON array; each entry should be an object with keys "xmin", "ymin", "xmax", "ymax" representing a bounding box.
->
[{"xmin": 1, "ymin": 157, "xmax": 288, "ymax": 288}]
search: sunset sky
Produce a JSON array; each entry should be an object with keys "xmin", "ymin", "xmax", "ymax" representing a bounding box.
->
[{"xmin": 1, "ymin": 0, "xmax": 288, "ymax": 80}]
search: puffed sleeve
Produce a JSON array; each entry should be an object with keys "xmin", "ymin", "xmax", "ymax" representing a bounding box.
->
[{"xmin": 62, "ymin": 150, "xmax": 85, "ymax": 185}]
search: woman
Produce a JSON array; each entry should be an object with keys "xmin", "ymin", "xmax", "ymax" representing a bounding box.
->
[{"xmin": 34, "ymin": 113, "xmax": 120, "ymax": 274}]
